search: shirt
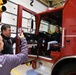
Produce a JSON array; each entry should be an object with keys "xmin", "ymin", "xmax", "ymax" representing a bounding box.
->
[
  {"xmin": 0, "ymin": 38, "xmax": 28, "ymax": 75},
  {"xmin": 52, "ymin": 32, "xmax": 61, "ymax": 43}
]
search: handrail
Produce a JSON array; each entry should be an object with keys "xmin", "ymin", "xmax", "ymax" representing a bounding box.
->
[{"xmin": 61, "ymin": 28, "xmax": 65, "ymax": 48}]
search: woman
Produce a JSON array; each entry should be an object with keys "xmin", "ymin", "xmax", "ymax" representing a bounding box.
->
[{"xmin": 47, "ymin": 26, "xmax": 61, "ymax": 50}]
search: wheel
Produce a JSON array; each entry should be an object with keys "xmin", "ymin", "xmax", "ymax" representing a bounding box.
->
[{"xmin": 58, "ymin": 63, "xmax": 76, "ymax": 75}]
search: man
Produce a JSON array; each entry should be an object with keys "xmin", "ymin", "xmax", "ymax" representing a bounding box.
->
[
  {"xmin": 1, "ymin": 24, "xmax": 16, "ymax": 54},
  {"xmin": 0, "ymin": 32, "xmax": 28, "ymax": 75}
]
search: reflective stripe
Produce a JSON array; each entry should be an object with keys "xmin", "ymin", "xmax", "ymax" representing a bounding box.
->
[
  {"xmin": 65, "ymin": 35, "xmax": 76, "ymax": 37},
  {"xmin": 11, "ymin": 69, "xmax": 21, "ymax": 75}
]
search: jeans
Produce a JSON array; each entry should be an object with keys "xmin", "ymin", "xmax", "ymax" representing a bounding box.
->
[{"xmin": 47, "ymin": 41, "xmax": 58, "ymax": 50}]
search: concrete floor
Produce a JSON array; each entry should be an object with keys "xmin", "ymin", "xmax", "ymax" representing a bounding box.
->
[{"xmin": 11, "ymin": 56, "xmax": 53, "ymax": 75}]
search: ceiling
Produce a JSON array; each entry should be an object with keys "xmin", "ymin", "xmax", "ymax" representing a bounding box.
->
[
  {"xmin": 38, "ymin": 0, "xmax": 65, "ymax": 8},
  {"xmin": 52, "ymin": 0, "xmax": 65, "ymax": 8}
]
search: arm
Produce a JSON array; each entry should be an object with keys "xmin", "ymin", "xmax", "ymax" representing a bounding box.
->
[{"xmin": 5, "ymin": 34, "xmax": 28, "ymax": 68}]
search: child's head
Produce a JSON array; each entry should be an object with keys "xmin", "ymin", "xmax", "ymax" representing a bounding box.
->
[{"xmin": 0, "ymin": 35, "xmax": 4, "ymax": 52}]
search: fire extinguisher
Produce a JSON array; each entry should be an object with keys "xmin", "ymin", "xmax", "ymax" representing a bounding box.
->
[{"xmin": 32, "ymin": 60, "xmax": 36, "ymax": 69}]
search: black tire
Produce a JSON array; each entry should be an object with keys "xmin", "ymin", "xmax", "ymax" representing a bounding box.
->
[{"xmin": 58, "ymin": 63, "xmax": 76, "ymax": 75}]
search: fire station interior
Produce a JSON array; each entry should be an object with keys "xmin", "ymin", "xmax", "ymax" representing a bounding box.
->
[
  {"xmin": 11, "ymin": 0, "xmax": 76, "ymax": 75},
  {"xmin": 2, "ymin": 0, "xmax": 76, "ymax": 75}
]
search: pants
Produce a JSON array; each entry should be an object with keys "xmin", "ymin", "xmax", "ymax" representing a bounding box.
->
[{"xmin": 47, "ymin": 41, "xmax": 58, "ymax": 50}]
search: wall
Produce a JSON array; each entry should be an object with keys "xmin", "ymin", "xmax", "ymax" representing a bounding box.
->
[{"xmin": 0, "ymin": 0, "xmax": 48, "ymax": 34}]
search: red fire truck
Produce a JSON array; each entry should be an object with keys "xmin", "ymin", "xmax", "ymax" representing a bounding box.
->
[
  {"xmin": 15, "ymin": 0, "xmax": 76, "ymax": 75},
  {"xmin": 35, "ymin": 0, "xmax": 76, "ymax": 75}
]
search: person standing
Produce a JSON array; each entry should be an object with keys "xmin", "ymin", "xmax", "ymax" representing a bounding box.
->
[{"xmin": 1, "ymin": 24, "xmax": 16, "ymax": 54}]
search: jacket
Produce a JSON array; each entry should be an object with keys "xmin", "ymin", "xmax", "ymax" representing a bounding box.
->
[
  {"xmin": 1, "ymin": 34, "xmax": 16, "ymax": 54},
  {"xmin": 51, "ymin": 32, "xmax": 61, "ymax": 43},
  {"xmin": 0, "ymin": 38, "xmax": 28, "ymax": 75}
]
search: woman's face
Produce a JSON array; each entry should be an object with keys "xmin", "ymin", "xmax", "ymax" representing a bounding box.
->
[
  {"xmin": 55, "ymin": 27, "xmax": 60, "ymax": 32},
  {"xmin": 0, "ymin": 35, "xmax": 4, "ymax": 52}
]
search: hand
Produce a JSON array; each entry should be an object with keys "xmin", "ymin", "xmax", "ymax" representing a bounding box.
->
[{"xmin": 19, "ymin": 32, "xmax": 24, "ymax": 38}]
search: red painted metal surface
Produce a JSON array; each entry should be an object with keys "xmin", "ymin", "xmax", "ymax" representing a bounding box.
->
[
  {"xmin": 16, "ymin": 5, "xmax": 36, "ymax": 54},
  {"xmin": 37, "ymin": 6, "xmax": 64, "ymax": 16},
  {"xmin": 16, "ymin": 5, "xmax": 22, "ymax": 53},
  {"xmin": 0, "ymin": 13, "xmax": 1, "ymax": 22},
  {"xmin": 50, "ymin": 51, "xmax": 61, "ymax": 63},
  {"xmin": 62, "ymin": 0, "xmax": 76, "ymax": 56},
  {"xmin": 35, "ymin": 14, "xmax": 41, "ymax": 35}
]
